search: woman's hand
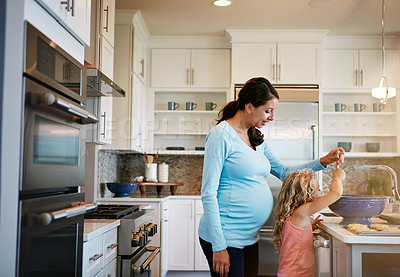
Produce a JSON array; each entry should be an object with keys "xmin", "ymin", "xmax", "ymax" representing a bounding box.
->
[
  {"xmin": 312, "ymin": 214, "xmax": 323, "ymax": 230},
  {"xmin": 213, "ymin": 249, "xmax": 230, "ymax": 277},
  {"xmin": 320, "ymin": 147, "xmax": 345, "ymax": 166}
]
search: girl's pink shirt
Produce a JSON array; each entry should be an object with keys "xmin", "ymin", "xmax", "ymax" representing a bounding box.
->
[{"xmin": 277, "ymin": 218, "xmax": 315, "ymax": 277}]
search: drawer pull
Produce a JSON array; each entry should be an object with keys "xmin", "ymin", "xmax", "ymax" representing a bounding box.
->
[
  {"xmin": 107, "ymin": 243, "xmax": 119, "ymax": 249},
  {"xmin": 89, "ymin": 253, "xmax": 103, "ymax": 261}
]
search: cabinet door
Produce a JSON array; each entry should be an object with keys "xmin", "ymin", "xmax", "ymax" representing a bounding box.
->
[
  {"xmin": 232, "ymin": 43, "xmax": 276, "ymax": 84},
  {"xmin": 161, "ymin": 214, "xmax": 169, "ymax": 276},
  {"xmin": 35, "ymin": 0, "xmax": 91, "ymax": 45},
  {"xmin": 386, "ymin": 50, "xmax": 400, "ymax": 89},
  {"xmin": 130, "ymin": 74, "xmax": 145, "ymax": 152},
  {"xmin": 191, "ymin": 49, "xmax": 230, "ymax": 88},
  {"xmin": 102, "ymin": 228, "xmax": 118, "ymax": 267},
  {"xmin": 102, "ymin": 257, "xmax": 117, "ymax": 277},
  {"xmin": 100, "ymin": 0, "xmax": 115, "ymax": 47},
  {"xmin": 133, "ymin": 29, "xmax": 146, "ymax": 83},
  {"xmin": 151, "ymin": 49, "xmax": 191, "ymax": 87},
  {"xmin": 168, "ymin": 199, "xmax": 195, "ymax": 270},
  {"xmin": 83, "ymin": 236, "xmax": 103, "ymax": 277},
  {"xmin": 194, "ymin": 200, "xmax": 208, "ymax": 270},
  {"xmin": 99, "ymin": 97, "xmax": 113, "ymax": 144},
  {"xmin": 322, "ymin": 50, "xmax": 358, "ymax": 89},
  {"xmin": 359, "ymin": 50, "xmax": 382, "ymax": 89},
  {"xmin": 99, "ymin": 36, "xmax": 114, "ymax": 80},
  {"xmin": 278, "ymin": 43, "xmax": 320, "ymax": 84}
]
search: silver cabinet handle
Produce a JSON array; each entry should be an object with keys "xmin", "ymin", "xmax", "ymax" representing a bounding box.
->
[
  {"xmin": 140, "ymin": 59, "xmax": 145, "ymax": 77},
  {"xmin": 272, "ymin": 64, "xmax": 275, "ymax": 81},
  {"xmin": 360, "ymin": 69, "xmax": 363, "ymax": 86},
  {"xmin": 38, "ymin": 202, "xmax": 97, "ymax": 226},
  {"xmin": 107, "ymin": 243, "xmax": 119, "ymax": 249},
  {"xmin": 61, "ymin": 0, "xmax": 71, "ymax": 12},
  {"xmin": 101, "ymin": 112, "xmax": 106, "ymax": 137},
  {"xmin": 191, "ymin": 68, "xmax": 194, "ymax": 85},
  {"xmin": 186, "ymin": 68, "xmax": 189, "ymax": 85},
  {"xmin": 132, "ymin": 247, "xmax": 160, "ymax": 275},
  {"xmin": 259, "ymin": 228, "xmax": 274, "ymax": 233},
  {"xmin": 278, "ymin": 64, "xmax": 281, "ymax": 81},
  {"xmin": 355, "ymin": 69, "xmax": 358, "ymax": 86},
  {"xmin": 41, "ymin": 92, "xmax": 98, "ymax": 124},
  {"xmin": 89, "ymin": 253, "xmax": 103, "ymax": 261},
  {"xmin": 103, "ymin": 6, "xmax": 109, "ymax": 32},
  {"xmin": 70, "ymin": 0, "xmax": 75, "ymax": 16}
]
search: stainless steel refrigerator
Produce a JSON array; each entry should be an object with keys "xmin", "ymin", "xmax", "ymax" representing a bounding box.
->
[{"xmin": 235, "ymin": 84, "xmax": 319, "ymax": 276}]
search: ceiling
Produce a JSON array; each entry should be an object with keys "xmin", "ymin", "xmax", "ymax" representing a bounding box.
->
[{"xmin": 116, "ymin": 0, "xmax": 400, "ymax": 37}]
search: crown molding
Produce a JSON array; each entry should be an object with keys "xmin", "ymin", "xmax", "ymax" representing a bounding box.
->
[{"xmin": 226, "ymin": 29, "xmax": 329, "ymax": 43}]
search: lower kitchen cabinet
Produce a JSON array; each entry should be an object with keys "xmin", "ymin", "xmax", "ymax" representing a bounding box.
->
[
  {"xmin": 168, "ymin": 198, "xmax": 208, "ymax": 271},
  {"xmin": 83, "ymin": 226, "xmax": 118, "ymax": 277}
]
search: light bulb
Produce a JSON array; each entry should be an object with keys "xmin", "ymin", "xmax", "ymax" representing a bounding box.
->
[{"xmin": 213, "ymin": 0, "xmax": 232, "ymax": 7}]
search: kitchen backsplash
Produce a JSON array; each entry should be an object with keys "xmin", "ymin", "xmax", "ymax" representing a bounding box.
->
[
  {"xmin": 98, "ymin": 150, "xmax": 400, "ymax": 198},
  {"xmin": 98, "ymin": 150, "xmax": 204, "ymax": 198}
]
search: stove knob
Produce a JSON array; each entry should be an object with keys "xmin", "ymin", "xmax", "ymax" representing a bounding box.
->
[{"xmin": 132, "ymin": 234, "xmax": 141, "ymax": 247}]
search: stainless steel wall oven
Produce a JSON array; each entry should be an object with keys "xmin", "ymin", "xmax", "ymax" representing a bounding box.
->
[{"xmin": 18, "ymin": 22, "xmax": 97, "ymax": 277}]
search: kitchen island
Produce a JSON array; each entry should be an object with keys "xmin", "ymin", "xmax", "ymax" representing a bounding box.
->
[{"xmin": 318, "ymin": 215, "xmax": 400, "ymax": 277}]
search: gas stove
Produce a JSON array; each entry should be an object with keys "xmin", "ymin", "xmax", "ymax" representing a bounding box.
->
[{"xmin": 85, "ymin": 204, "xmax": 159, "ymax": 276}]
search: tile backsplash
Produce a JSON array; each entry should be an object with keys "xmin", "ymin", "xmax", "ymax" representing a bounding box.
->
[{"xmin": 98, "ymin": 150, "xmax": 400, "ymax": 198}]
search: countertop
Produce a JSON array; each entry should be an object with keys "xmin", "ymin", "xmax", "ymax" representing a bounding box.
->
[
  {"xmin": 318, "ymin": 215, "xmax": 400, "ymax": 245},
  {"xmin": 83, "ymin": 219, "xmax": 120, "ymax": 242},
  {"xmin": 98, "ymin": 195, "xmax": 201, "ymax": 203}
]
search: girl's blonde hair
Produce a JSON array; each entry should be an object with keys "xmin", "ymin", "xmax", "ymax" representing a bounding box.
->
[{"xmin": 273, "ymin": 169, "xmax": 318, "ymax": 249}]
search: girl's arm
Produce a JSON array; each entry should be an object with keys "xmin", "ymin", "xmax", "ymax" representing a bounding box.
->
[{"xmin": 295, "ymin": 168, "xmax": 345, "ymax": 219}]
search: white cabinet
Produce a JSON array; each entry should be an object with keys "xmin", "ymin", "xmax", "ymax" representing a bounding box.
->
[
  {"xmin": 321, "ymin": 49, "xmax": 400, "ymax": 157},
  {"xmin": 99, "ymin": 97, "xmax": 113, "ymax": 145},
  {"xmin": 322, "ymin": 49, "xmax": 382, "ymax": 89},
  {"xmin": 112, "ymin": 11, "xmax": 148, "ymax": 151},
  {"xmin": 133, "ymin": 29, "xmax": 147, "ymax": 83},
  {"xmin": 151, "ymin": 49, "xmax": 230, "ymax": 88},
  {"xmin": 168, "ymin": 198, "xmax": 207, "ymax": 271},
  {"xmin": 99, "ymin": 36, "xmax": 114, "ymax": 80},
  {"xmin": 35, "ymin": 0, "xmax": 91, "ymax": 45},
  {"xmin": 161, "ymin": 201, "xmax": 169, "ymax": 277},
  {"xmin": 83, "ymin": 227, "xmax": 118, "ymax": 277},
  {"xmin": 232, "ymin": 43, "xmax": 320, "ymax": 84},
  {"xmin": 100, "ymin": 0, "xmax": 115, "ymax": 47}
]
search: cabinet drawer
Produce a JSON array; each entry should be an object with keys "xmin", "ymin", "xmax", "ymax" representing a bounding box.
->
[
  {"xmin": 102, "ymin": 257, "xmax": 117, "ymax": 277},
  {"xmin": 161, "ymin": 201, "xmax": 169, "ymax": 219},
  {"xmin": 195, "ymin": 199, "xmax": 203, "ymax": 215},
  {"xmin": 102, "ymin": 228, "xmax": 118, "ymax": 266},
  {"xmin": 83, "ymin": 235, "xmax": 103, "ymax": 277}
]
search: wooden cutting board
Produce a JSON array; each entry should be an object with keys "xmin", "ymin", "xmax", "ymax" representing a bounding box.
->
[{"xmin": 379, "ymin": 213, "xmax": 400, "ymax": 225}]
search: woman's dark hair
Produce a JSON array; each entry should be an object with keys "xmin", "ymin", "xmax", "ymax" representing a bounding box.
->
[{"xmin": 217, "ymin": 77, "xmax": 279, "ymax": 148}]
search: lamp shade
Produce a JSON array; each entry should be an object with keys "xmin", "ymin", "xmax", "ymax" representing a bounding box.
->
[{"xmin": 372, "ymin": 87, "xmax": 396, "ymax": 99}]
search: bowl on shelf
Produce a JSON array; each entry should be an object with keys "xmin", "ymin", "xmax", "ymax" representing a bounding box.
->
[
  {"xmin": 366, "ymin": 142, "xmax": 380, "ymax": 152},
  {"xmin": 338, "ymin": 141, "xmax": 352, "ymax": 152},
  {"xmin": 106, "ymin": 183, "xmax": 138, "ymax": 198},
  {"xmin": 329, "ymin": 194, "xmax": 389, "ymax": 225}
]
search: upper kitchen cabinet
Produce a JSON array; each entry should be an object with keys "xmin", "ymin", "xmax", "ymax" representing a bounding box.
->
[
  {"xmin": 232, "ymin": 43, "xmax": 320, "ymax": 84},
  {"xmin": 35, "ymin": 0, "xmax": 91, "ymax": 45},
  {"xmin": 112, "ymin": 10, "xmax": 149, "ymax": 151},
  {"xmin": 322, "ymin": 49, "xmax": 382, "ymax": 89},
  {"xmin": 151, "ymin": 49, "xmax": 231, "ymax": 88},
  {"xmin": 100, "ymin": 0, "xmax": 115, "ymax": 46}
]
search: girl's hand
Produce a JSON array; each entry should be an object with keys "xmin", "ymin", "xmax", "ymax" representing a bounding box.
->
[
  {"xmin": 213, "ymin": 249, "xmax": 230, "ymax": 277},
  {"xmin": 312, "ymin": 214, "xmax": 323, "ymax": 230},
  {"xmin": 333, "ymin": 168, "xmax": 346, "ymax": 181},
  {"xmin": 320, "ymin": 147, "xmax": 345, "ymax": 166}
]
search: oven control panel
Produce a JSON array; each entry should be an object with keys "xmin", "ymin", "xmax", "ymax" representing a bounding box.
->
[{"xmin": 132, "ymin": 223, "xmax": 158, "ymax": 247}]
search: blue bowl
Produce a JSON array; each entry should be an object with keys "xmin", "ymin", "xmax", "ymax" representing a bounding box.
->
[
  {"xmin": 329, "ymin": 194, "xmax": 389, "ymax": 225},
  {"xmin": 106, "ymin": 183, "xmax": 138, "ymax": 198}
]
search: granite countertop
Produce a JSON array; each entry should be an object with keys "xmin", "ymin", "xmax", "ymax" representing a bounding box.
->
[
  {"xmin": 318, "ymin": 215, "xmax": 400, "ymax": 245},
  {"xmin": 83, "ymin": 219, "xmax": 120, "ymax": 242}
]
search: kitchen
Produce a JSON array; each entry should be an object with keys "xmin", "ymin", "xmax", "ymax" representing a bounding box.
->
[{"xmin": 1, "ymin": 0, "xmax": 400, "ymax": 276}]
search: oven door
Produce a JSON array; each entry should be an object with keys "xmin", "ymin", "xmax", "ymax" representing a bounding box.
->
[
  {"xmin": 18, "ymin": 192, "xmax": 96, "ymax": 277},
  {"xmin": 22, "ymin": 77, "xmax": 97, "ymax": 194},
  {"xmin": 120, "ymin": 246, "xmax": 160, "ymax": 277}
]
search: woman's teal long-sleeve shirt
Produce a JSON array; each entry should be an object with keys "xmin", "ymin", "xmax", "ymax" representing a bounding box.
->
[{"xmin": 198, "ymin": 121, "xmax": 326, "ymax": 252}]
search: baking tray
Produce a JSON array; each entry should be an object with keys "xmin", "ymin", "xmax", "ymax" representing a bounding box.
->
[{"xmin": 342, "ymin": 226, "xmax": 400, "ymax": 236}]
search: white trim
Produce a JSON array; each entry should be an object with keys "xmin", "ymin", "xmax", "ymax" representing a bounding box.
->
[{"xmin": 226, "ymin": 29, "xmax": 329, "ymax": 43}]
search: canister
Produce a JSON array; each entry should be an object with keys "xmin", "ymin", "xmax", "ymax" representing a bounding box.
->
[
  {"xmin": 145, "ymin": 163, "xmax": 158, "ymax": 181},
  {"xmin": 158, "ymin": 163, "xmax": 169, "ymax": 182}
]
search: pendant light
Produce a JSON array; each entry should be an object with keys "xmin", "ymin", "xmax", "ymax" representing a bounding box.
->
[{"xmin": 372, "ymin": 0, "xmax": 396, "ymax": 105}]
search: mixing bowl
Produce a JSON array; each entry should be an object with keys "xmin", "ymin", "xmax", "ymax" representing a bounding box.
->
[
  {"xmin": 106, "ymin": 182, "xmax": 138, "ymax": 197},
  {"xmin": 329, "ymin": 194, "xmax": 389, "ymax": 225}
]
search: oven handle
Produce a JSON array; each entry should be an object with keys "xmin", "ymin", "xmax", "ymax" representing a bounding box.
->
[
  {"xmin": 42, "ymin": 92, "xmax": 99, "ymax": 124},
  {"xmin": 132, "ymin": 246, "xmax": 160, "ymax": 275},
  {"xmin": 38, "ymin": 202, "xmax": 97, "ymax": 226}
]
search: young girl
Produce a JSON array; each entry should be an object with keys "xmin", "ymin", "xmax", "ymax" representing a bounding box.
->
[{"xmin": 273, "ymin": 168, "xmax": 345, "ymax": 277}]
